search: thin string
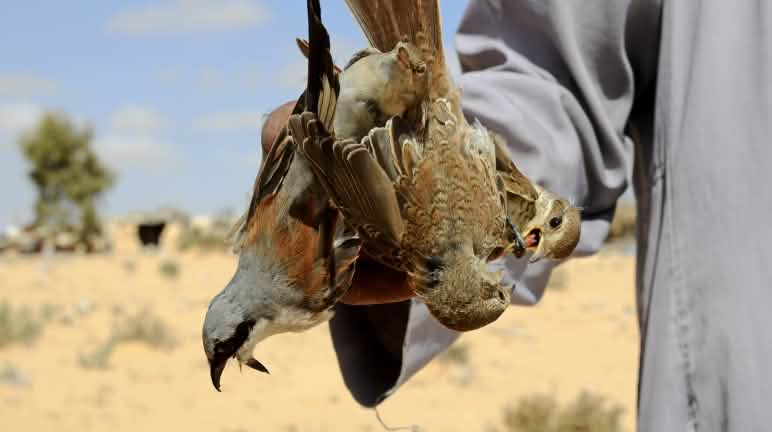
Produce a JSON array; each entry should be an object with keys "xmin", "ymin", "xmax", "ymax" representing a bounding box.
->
[{"xmin": 374, "ymin": 405, "xmax": 423, "ymax": 432}]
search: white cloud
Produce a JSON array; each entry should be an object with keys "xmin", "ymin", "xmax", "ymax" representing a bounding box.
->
[
  {"xmin": 96, "ymin": 105, "xmax": 176, "ymax": 173},
  {"xmin": 110, "ymin": 105, "xmax": 164, "ymax": 134},
  {"xmin": 0, "ymin": 102, "xmax": 44, "ymax": 135},
  {"xmin": 195, "ymin": 110, "xmax": 264, "ymax": 131},
  {"xmin": 107, "ymin": 0, "xmax": 269, "ymax": 35},
  {"xmin": 0, "ymin": 75, "xmax": 58, "ymax": 98},
  {"xmin": 95, "ymin": 135, "xmax": 177, "ymax": 173}
]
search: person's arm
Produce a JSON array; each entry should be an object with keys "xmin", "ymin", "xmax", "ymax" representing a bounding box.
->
[{"xmin": 329, "ymin": 0, "xmax": 661, "ymax": 407}]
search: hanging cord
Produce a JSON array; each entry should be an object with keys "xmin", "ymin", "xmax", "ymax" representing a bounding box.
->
[{"xmin": 373, "ymin": 405, "xmax": 423, "ymax": 432}]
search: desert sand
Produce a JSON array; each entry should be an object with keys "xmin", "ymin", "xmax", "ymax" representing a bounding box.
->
[{"xmin": 0, "ymin": 228, "xmax": 638, "ymax": 432}]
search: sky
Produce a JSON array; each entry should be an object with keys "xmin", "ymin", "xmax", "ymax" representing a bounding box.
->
[{"xmin": 0, "ymin": 0, "xmax": 468, "ymax": 226}]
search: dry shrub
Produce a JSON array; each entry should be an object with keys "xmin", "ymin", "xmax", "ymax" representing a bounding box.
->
[
  {"xmin": 437, "ymin": 343, "xmax": 470, "ymax": 366},
  {"xmin": 0, "ymin": 301, "xmax": 47, "ymax": 348},
  {"xmin": 79, "ymin": 308, "xmax": 176, "ymax": 369},
  {"xmin": 158, "ymin": 259, "xmax": 180, "ymax": 279},
  {"xmin": 501, "ymin": 391, "xmax": 624, "ymax": 432}
]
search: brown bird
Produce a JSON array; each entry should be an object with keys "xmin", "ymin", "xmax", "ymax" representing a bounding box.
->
[
  {"xmin": 490, "ymin": 131, "xmax": 582, "ymax": 263},
  {"xmin": 298, "ymin": 0, "xmax": 525, "ymax": 332},
  {"xmin": 296, "ymin": 32, "xmax": 428, "ymax": 142},
  {"xmin": 201, "ymin": 0, "xmax": 360, "ymax": 392}
]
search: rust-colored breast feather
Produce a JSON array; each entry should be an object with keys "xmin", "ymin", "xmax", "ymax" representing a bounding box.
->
[{"xmin": 247, "ymin": 193, "xmax": 326, "ymax": 299}]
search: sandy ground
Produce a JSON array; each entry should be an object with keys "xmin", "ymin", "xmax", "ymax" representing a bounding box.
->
[{"xmin": 0, "ymin": 234, "xmax": 639, "ymax": 432}]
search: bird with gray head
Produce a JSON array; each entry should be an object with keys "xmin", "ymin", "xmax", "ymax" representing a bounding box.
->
[
  {"xmin": 298, "ymin": 0, "xmax": 526, "ymax": 332},
  {"xmin": 490, "ymin": 131, "xmax": 581, "ymax": 263},
  {"xmin": 202, "ymin": 0, "xmax": 360, "ymax": 392}
]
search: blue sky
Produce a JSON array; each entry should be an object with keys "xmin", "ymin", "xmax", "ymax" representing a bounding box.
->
[{"xmin": 0, "ymin": 0, "xmax": 468, "ymax": 226}]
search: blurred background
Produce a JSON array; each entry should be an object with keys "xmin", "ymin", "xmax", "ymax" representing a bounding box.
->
[{"xmin": 0, "ymin": 1, "xmax": 638, "ymax": 431}]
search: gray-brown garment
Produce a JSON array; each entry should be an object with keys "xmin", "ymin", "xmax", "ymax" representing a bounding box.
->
[{"xmin": 328, "ymin": 1, "xmax": 772, "ymax": 430}]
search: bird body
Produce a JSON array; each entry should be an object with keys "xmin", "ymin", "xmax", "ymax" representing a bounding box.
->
[
  {"xmin": 343, "ymin": 0, "xmax": 581, "ymax": 264},
  {"xmin": 296, "ymin": 0, "xmax": 524, "ymax": 331},
  {"xmin": 201, "ymin": 0, "xmax": 359, "ymax": 392}
]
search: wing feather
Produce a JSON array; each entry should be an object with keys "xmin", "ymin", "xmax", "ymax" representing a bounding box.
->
[{"xmin": 299, "ymin": 125, "xmax": 405, "ymax": 248}]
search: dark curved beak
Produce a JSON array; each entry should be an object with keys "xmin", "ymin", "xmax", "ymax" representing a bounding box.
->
[
  {"xmin": 209, "ymin": 356, "xmax": 269, "ymax": 392},
  {"xmin": 209, "ymin": 357, "xmax": 228, "ymax": 392}
]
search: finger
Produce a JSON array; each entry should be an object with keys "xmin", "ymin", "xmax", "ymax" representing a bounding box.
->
[
  {"xmin": 261, "ymin": 101, "xmax": 297, "ymax": 156},
  {"xmin": 340, "ymin": 260, "xmax": 414, "ymax": 305}
]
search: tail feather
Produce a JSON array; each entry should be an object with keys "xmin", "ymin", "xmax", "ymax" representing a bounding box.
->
[
  {"xmin": 305, "ymin": 0, "xmax": 339, "ymax": 132},
  {"xmin": 344, "ymin": 0, "xmax": 445, "ymax": 80}
]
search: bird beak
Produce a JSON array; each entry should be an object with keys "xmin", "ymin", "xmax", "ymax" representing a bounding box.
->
[
  {"xmin": 209, "ymin": 357, "xmax": 228, "ymax": 392},
  {"xmin": 528, "ymin": 240, "xmax": 547, "ymax": 264},
  {"xmin": 209, "ymin": 356, "xmax": 269, "ymax": 392},
  {"xmin": 524, "ymin": 228, "xmax": 541, "ymax": 249}
]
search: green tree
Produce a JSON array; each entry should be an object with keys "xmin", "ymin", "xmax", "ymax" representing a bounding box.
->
[{"xmin": 19, "ymin": 112, "xmax": 114, "ymax": 248}]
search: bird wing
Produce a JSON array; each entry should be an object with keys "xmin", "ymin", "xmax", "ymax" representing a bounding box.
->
[
  {"xmin": 296, "ymin": 116, "xmax": 406, "ymax": 251},
  {"xmin": 302, "ymin": 216, "xmax": 362, "ymax": 312},
  {"xmin": 485, "ymin": 129, "xmax": 539, "ymax": 232},
  {"xmin": 488, "ymin": 129, "xmax": 539, "ymax": 202}
]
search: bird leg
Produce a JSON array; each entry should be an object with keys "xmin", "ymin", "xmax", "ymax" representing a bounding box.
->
[{"xmin": 506, "ymin": 216, "xmax": 526, "ymax": 258}]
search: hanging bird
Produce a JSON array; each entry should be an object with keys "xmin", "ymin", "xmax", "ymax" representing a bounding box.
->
[
  {"xmin": 490, "ymin": 131, "xmax": 581, "ymax": 262},
  {"xmin": 338, "ymin": 0, "xmax": 580, "ymax": 264},
  {"xmin": 296, "ymin": 32, "xmax": 429, "ymax": 142},
  {"xmin": 201, "ymin": 0, "xmax": 360, "ymax": 392},
  {"xmin": 297, "ymin": 0, "xmax": 525, "ymax": 332}
]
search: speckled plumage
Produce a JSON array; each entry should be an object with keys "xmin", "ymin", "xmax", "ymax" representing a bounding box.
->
[{"xmin": 299, "ymin": 0, "xmax": 524, "ymax": 331}]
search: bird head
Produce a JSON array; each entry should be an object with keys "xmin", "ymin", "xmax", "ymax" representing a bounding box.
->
[
  {"xmin": 413, "ymin": 247, "xmax": 511, "ymax": 332},
  {"xmin": 392, "ymin": 40, "xmax": 429, "ymax": 103},
  {"xmin": 523, "ymin": 185, "xmax": 581, "ymax": 263},
  {"xmin": 202, "ymin": 254, "xmax": 274, "ymax": 392}
]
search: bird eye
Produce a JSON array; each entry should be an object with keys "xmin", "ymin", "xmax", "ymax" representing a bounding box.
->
[
  {"xmin": 497, "ymin": 290, "xmax": 507, "ymax": 302},
  {"xmin": 549, "ymin": 216, "xmax": 563, "ymax": 229}
]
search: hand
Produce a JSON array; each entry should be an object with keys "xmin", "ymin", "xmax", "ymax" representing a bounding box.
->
[{"xmin": 260, "ymin": 101, "xmax": 415, "ymax": 305}]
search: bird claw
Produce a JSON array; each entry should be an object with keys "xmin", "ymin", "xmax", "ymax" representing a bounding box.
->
[{"xmin": 506, "ymin": 216, "xmax": 526, "ymax": 258}]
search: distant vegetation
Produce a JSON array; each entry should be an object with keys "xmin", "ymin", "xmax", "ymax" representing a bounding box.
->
[
  {"xmin": 79, "ymin": 308, "xmax": 176, "ymax": 369},
  {"xmin": 497, "ymin": 391, "xmax": 624, "ymax": 432},
  {"xmin": 177, "ymin": 212, "xmax": 238, "ymax": 252},
  {"xmin": 18, "ymin": 112, "xmax": 114, "ymax": 252},
  {"xmin": 0, "ymin": 301, "xmax": 48, "ymax": 348},
  {"xmin": 437, "ymin": 343, "xmax": 470, "ymax": 366},
  {"xmin": 158, "ymin": 259, "xmax": 180, "ymax": 279}
]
